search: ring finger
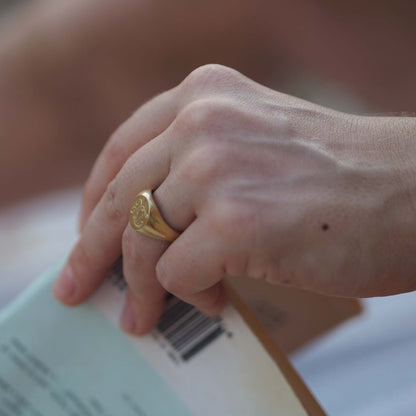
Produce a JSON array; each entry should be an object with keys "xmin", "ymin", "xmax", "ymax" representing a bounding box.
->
[{"xmin": 120, "ymin": 182, "xmax": 196, "ymax": 334}]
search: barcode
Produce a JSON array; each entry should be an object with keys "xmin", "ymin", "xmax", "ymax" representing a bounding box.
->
[
  {"xmin": 108, "ymin": 259, "xmax": 226, "ymax": 362},
  {"xmin": 156, "ymin": 296, "xmax": 225, "ymax": 362}
]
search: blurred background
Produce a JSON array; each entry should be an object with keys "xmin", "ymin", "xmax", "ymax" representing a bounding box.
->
[{"xmin": 1, "ymin": 1, "xmax": 416, "ymax": 415}]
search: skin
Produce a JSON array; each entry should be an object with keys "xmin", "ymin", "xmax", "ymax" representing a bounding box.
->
[
  {"xmin": 2, "ymin": 0, "xmax": 416, "ymax": 207},
  {"xmin": 53, "ymin": 64, "xmax": 416, "ymax": 335},
  {"xmin": 0, "ymin": 0, "xmax": 274, "ymax": 207}
]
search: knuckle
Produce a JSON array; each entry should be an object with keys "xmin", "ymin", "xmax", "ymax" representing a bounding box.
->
[
  {"xmin": 177, "ymin": 98, "xmax": 234, "ymax": 133},
  {"xmin": 155, "ymin": 260, "xmax": 168, "ymax": 286},
  {"xmin": 182, "ymin": 64, "xmax": 241, "ymax": 94},
  {"xmin": 156, "ymin": 260, "xmax": 177, "ymax": 293},
  {"xmin": 158, "ymin": 276, "xmax": 176, "ymax": 294},
  {"xmin": 102, "ymin": 179, "xmax": 125, "ymax": 223},
  {"xmin": 104, "ymin": 136, "xmax": 125, "ymax": 167},
  {"xmin": 176, "ymin": 143, "xmax": 228, "ymax": 186},
  {"xmin": 71, "ymin": 240, "xmax": 96, "ymax": 276}
]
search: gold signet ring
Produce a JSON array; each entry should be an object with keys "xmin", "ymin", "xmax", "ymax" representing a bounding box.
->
[{"xmin": 129, "ymin": 190, "xmax": 180, "ymax": 242}]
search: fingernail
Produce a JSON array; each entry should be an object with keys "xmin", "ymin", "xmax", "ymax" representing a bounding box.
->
[
  {"xmin": 121, "ymin": 302, "xmax": 136, "ymax": 333},
  {"xmin": 53, "ymin": 264, "xmax": 76, "ymax": 301}
]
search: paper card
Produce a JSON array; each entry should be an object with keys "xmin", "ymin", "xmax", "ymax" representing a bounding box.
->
[{"xmin": 0, "ymin": 260, "xmax": 324, "ymax": 415}]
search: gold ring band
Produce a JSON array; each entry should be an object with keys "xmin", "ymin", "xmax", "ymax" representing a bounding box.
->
[{"xmin": 129, "ymin": 190, "xmax": 180, "ymax": 242}]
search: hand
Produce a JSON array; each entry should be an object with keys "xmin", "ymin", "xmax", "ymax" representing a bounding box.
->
[
  {"xmin": 53, "ymin": 64, "xmax": 416, "ymax": 335},
  {"xmin": 0, "ymin": 0, "xmax": 268, "ymax": 207}
]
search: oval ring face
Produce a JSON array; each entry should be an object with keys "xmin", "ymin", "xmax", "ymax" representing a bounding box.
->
[{"xmin": 129, "ymin": 194, "xmax": 149, "ymax": 230}]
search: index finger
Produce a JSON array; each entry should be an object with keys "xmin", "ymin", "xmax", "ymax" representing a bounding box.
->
[{"xmin": 79, "ymin": 87, "xmax": 180, "ymax": 231}]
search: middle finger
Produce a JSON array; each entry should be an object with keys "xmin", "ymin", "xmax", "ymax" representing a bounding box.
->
[{"xmin": 53, "ymin": 136, "xmax": 172, "ymax": 305}]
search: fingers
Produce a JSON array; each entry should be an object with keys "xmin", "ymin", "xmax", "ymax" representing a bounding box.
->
[
  {"xmin": 121, "ymin": 218, "xmax": 227, "ymax": 335},
  {"xmin": 120, "ymin": 226, "xmax": 168, "ymax": 335},
  {"xmin": 53, "ymin": 137, "xmax": 171, "ymax": 305},
  {"xmin": 79, "ymin": 87, "xmax": 180, "ymax": 231},
  {"xmin": 120, "ymin": 288, "xmax": 166, "ymax": 336},
  {"xmin": 155, "ymin": 218, "xmax": 228, "ymax": 316},
  {"xmin": 176, "ymin": 282, "xmax": 227, "ymax": 317},
  {"xmin": 118, "ymin": 176, "xmax": 200, "ymax": 333}
]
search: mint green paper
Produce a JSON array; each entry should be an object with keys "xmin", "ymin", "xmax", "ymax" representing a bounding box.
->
[{"xmin": 0, "ymin": 263, "xmax": 191, "ymax": 416}]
